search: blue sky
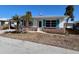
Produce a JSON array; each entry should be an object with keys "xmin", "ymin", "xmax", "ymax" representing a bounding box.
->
[{"xmin": 0, "ymin": 5, "xmax": 79, "ymax": 21}]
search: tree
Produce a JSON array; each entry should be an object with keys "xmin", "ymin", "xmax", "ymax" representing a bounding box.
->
[
  {"xmin": 12, "ymin": 15, "xmax": 19, "ymax": 32},
  {"xmin": 25, "ymin": 11, "xmax": 32, "ymax": 27},
  {"xmin": 20, "ymin": 15, "xmax": 26, "ymax": 27},
  {"xmin": 64, "ymin": 5, "xmax": 74, "ymax": 33}
]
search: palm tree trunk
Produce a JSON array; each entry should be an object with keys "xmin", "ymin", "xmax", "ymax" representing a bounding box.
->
[
  {"xmin": 26, "ymin": 20, "xmax": 29, "ymax": 31},
  {"xmin": 64, "ymin": 17, "xmax": 70, "ymax": 34},
  {"xmin": 26, "ymin": 20, "xmax": 29, "ymax": 27},
  {"xmin": 9, "ymin": 20, "xmax": 11, "ymax": 30}
]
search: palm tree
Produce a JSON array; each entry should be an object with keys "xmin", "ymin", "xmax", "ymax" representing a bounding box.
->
[
  {"xmin": 12, "ymin": 15, "xmax": 19, "ymax": 32},
  {"xmin": 20, "ymin": 15, "xmax": 26, "ymax": 27},
  {"xmin": 25, "ymin": 11, "xmax": 32, "ymax": 27},
  {"xmin": 64, "ymin": 5, "xmax": 74, "ymax": 33}
]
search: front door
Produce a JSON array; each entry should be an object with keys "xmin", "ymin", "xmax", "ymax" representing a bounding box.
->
[
  {"xmin": 39, "ymin": 21, "xmax": 42, "ymax": 27},
  {"xmin": 38, "ymin": 21, "xmax": 42, "ymax": 31}
]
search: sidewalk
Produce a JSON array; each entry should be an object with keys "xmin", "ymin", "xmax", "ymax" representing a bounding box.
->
[
  {"xmin": 0, "ymin": 36, "xmax": 79, "ymax": 54},
  {"xmin": 0, "ymin": 29, "xmax": 16, "ymax": 34}
]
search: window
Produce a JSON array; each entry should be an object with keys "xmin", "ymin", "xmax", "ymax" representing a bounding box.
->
[
  {"xmin": 45, "ymin": 20, "xmax": 57, "ymax": 28},
  {"xmin": 46, "ymin": 20, "xmax": 51, "ymax": 27},
  {"xmin": 51, "ymin": 20, "xmax": 56, "ymax": 27}
]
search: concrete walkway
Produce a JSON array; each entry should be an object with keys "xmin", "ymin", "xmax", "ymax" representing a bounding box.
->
[
  {"xmin": 0, "ymin": 29, "xmax": 15, "ymax": 34},
  {"xmin": 0, "ymin": 36, "xmax": 79, "ymax": 54}
]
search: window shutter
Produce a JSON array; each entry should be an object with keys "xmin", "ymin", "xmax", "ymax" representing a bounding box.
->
[
  {"xmin": 56, "ymin": 19, "xmax": 59, "ymax": 28},
  {"xmin": 43, "ymin": 19, "xmax": 45, "ymax": 26}
]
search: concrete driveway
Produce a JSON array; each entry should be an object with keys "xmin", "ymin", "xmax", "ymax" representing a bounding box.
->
[{"xmin": 0, "ymin": 36, "xmax": 79, "ymax": 54}]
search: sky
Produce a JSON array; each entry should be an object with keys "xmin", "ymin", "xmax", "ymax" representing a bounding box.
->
[{"xmin": 0, "ymin": 5, "xmax": 79, "ymax": 21}]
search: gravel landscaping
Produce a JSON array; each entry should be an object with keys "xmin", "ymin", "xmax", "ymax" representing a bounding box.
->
[{"xmin": 0, "ymin": 32, "xmax": 79, "ymax": 51}]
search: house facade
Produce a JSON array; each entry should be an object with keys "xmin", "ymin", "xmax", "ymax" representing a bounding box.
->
[
  {"xmin": 0, "ymin": 18, "xmax": 15, "ymax": 30},
  {"xmin": 32, "ymin": 16, "xmax": 65, "ymax": 32},
  {"xmin": 0, "ymin": 18, "xmax": 9, "ymax": 26},
  {"xmin": 0, "ymin": 18, "xmax": 9, "ymax": 30}
]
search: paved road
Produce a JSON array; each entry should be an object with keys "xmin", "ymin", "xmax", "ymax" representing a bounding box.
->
[{"xmin": 0, "ymin": 36, "xmax": 79, "ymax": 54}]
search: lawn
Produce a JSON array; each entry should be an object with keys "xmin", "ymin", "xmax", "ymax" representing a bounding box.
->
[{"xmin": 0, "ymin": 32, "xmax": 79, "ymax": 51}]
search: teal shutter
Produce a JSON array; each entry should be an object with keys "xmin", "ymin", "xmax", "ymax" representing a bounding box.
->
[
  {"xmin": 56, "ymin": 19, "xmax": 59, "ymax": 28},
  {"xmin": 43, "ymin": 19, "xmax": 45, "ymax": 26}
]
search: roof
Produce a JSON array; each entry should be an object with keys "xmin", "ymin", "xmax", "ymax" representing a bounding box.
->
[
  {"xmin": 32, "ymin": 16, "xmax": 65, "ymax": 20},
  {"xmin": 0, "ymin": 18, "xmax": 10, "ymax": 21},
  {"xmin": 33, "ymin": 16, "xmax": 65, "ymax": 18}
]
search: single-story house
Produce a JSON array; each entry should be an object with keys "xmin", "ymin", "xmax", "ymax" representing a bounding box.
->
[
  {"xmin": 31, "ymin": 16, "xmax": 65, "ymax": 33},
  {"xmin": 32, "ymin": 16, "xmax": 65, "ymax": 29}
]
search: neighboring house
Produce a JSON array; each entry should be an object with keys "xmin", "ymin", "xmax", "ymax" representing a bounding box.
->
[
  {"xmin": 64, "ymin": 21, "xmax": 79, "ymax": 30},
  {"xmin": 64, "ymin": 21, "xmax": 79, "ymax": 34},
  {"xmin": 0, "ymin": 18, "xmax": 16, "ymax": 34},
  {"xmin": 74, "ymin": 21, "xmax": 79, "ymax": 30},
  {"xmin": 0, "ymin": 18, "xmax": 9, "ymax": 26},
  {"xmin": 0, "ymin": 18, "xmax": 16, "ymax": 30},
  {"xmin": 0, "ymin": 18, "xmax": 9, "ymax": 30}
]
